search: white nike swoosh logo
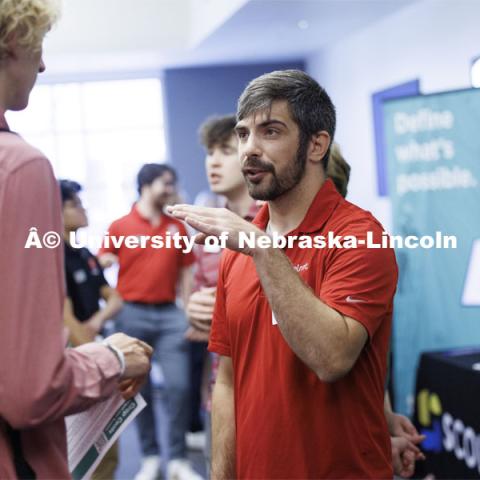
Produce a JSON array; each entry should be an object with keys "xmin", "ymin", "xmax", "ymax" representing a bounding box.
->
[{"xmin": 346, "ymin": 296, "xmax": 367, "ymax": 303}]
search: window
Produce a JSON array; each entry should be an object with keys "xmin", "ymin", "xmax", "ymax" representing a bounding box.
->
[{"xmin": 7, "ymin": 77, "xmax": 166, "ymax": 247}]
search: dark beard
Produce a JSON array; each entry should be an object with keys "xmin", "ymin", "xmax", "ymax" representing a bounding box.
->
[{"xmin": 246, "ymin": 140, "xmax": 308, "ymax": 201}]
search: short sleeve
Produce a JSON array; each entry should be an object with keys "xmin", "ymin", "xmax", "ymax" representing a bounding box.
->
[
  {"xmin": 98, "ymin": 221, "xmax": 120, "ymax": 256},
  {"xmin": 208, "ymin": 254, "xmax": 231, "ymax": 357},
  {"xmin": 94, "ymin": 255, "xmax": 109, "ymax": 288},
  {"xmin": 319, "ymin": 223, "xmax": 398, "ymax": 339}
]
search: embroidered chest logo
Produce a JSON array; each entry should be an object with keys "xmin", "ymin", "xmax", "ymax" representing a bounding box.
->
[{"xmin": 293, "ymin": 262, "xmax": 309, "ymax": 273}]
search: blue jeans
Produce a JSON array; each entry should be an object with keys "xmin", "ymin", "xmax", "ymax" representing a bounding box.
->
[
  {"xmin": 205, "ymin": 411, "xmax": 211, "ymax": 478},
  {"xmin": 116, "ymin": 302, "xmax": 190, "ymax": 459}
]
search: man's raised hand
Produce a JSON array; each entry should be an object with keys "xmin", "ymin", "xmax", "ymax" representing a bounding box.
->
[{"xmin": 167, "ymin": 205, "xmax": 265, "ymax": 256}]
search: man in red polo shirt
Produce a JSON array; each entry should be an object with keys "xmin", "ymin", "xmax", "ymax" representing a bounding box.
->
[
  {"xmin": 168, "ymin": 70, "xmax": 398, "ymax": 479},
  {"xmin": 99, "ymin": 164, "xmax": 201, "ymax": 480}
]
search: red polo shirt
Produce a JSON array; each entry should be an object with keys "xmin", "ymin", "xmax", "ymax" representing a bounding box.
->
[
  {"xmin": 209, "ymin": 179, "xmax": 397, "ymax": 479},
  {"xmin": 100, "ymin": 205, "xmax": 195, "ymax": 303}
]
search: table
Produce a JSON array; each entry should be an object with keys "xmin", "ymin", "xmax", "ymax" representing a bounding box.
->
[{"xmin": 413, "ymin": 348, "xmax": 480, "ymax": 479}]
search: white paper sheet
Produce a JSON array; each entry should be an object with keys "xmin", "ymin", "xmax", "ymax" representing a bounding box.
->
[{"xmin": 66, "ymin": 393, "xmax": 146, "ymax": 480}]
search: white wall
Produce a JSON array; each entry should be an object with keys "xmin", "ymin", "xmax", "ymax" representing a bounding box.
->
[
  {"xmin": 307, "ymin": 0, "xmax": 480, "ymax": 230},
  {"xmin": 188, "ymin": 0, "xmax": 249, "ymax": 46}
]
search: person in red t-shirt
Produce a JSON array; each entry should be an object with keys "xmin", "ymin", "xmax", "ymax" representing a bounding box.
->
[
  {"xmin": 98, "ymin": 164, "xmax": 201, "ymax": 480},
  {"xmin": 168, "ymin": 70, "xmax": 398, "ymax": 479}
]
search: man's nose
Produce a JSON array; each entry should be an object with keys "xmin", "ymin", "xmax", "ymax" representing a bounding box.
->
[
  {"xmin": 241, "ymin": 134, "xmax": 262, "ymax": 159},
  {"xmin": 208, "ymin": 151, "xmax": 223, "ymax": 167}
]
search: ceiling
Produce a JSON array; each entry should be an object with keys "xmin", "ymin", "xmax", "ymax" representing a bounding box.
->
[{"xmin": 42, "ymin": 0, "xmax": 421, "ymax": 79}]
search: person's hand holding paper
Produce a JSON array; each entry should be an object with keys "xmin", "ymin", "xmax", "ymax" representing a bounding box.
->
[{"xmin": 105, "ymin": 333, "xmax": 153, "ymax": 399}]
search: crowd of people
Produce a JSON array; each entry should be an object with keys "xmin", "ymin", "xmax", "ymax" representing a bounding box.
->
[{"xmin": 0, "ymin": 1, "xmax": 428, "ymax": 479}]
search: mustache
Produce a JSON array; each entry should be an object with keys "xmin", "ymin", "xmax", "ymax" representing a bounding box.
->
[{"xmin": 242, "ymin": 157, "xmax": 275, "ymax": 173}]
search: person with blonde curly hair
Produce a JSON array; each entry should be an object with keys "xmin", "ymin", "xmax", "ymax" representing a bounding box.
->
[
  {"xmin": 0, "ymin": 0, "xmax": 60, "ymax": 110},
  {"xmin": 0, "ymin": 2, "xmax": 153, "ymax": 478}
]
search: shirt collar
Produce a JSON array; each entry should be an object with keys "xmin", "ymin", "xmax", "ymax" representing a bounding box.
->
[
  {"xmin": 225, "ymin": 199, "xmax": 260, "ymax": 221},
  {"xmin": 252, "ymin": 179, "xmax": 342, "ymax": 234},
  {"xmin": 245, "ymin": 201, "xmax": 261, "ymax": 221},
  {"xmin": 131, "ymin": 203, "xmax": 167, "ymax": 225},
  {"xmin": 131, "ymin": 203, "xmax": 149, "ymax": 224}
]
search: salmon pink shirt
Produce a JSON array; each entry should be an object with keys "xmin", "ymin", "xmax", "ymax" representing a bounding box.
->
[{"xmin": 0, "ymin": 114, "xmax": 122, "ymax": 479}]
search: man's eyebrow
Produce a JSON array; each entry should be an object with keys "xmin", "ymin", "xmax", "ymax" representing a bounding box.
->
[
  {"xmin": 258, "ymin": 119, "xmax": 287, "ymax": 128},
  {"xmin": 235, "ymin": 119, "xmax": 287, "ymax": 131}
]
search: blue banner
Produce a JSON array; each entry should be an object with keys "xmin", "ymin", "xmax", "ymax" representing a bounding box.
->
[{"xmin": 383, "ymin": 88, "xmax": 480, "ymax": 414}]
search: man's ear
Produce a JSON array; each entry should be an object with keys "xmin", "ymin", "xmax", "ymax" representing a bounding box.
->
[{"xmin": 308, "ymin": 131, "xmax": 330, "ymax": 165}]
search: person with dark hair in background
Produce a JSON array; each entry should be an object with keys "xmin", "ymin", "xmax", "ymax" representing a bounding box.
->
[
  {"xmin": 186, "ymin": 114, "xmax": 259, "ymax": 475},
  {"xmin": 60, "ymin": 179, "xmax": 123, "ymax": 345},
  {"xmin": 60, "ymin": 179, "xmax": 124, "ymax": 480},
  {"xmin": 184, "ymin": 116, "xmax": 246, "ymax": 454},
  {"xmin": 0, "ymin": 2, "xmax": 152, "ymax": 477},
  {"xmin": 98, "ymin": 164, "xmax": 201, "ymax": 480},
  {"xmin": 169, "ymin": 69, "xmax": 398, "ymax": 478}
]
